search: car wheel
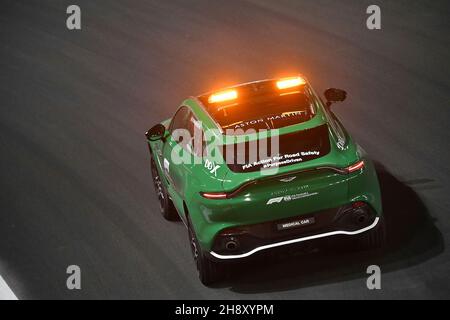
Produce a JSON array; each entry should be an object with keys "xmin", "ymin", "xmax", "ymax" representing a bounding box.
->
[
  {"xmin": 188, "ymin": 217, "xmax": 223, "ymax": 286},
  {"xmin": 150, "ymin": 156, "xmax": 178, "ymax": 221},
  {"xmin": 360, "ymin": 216, "xmax": 387, "ymax": 250}
]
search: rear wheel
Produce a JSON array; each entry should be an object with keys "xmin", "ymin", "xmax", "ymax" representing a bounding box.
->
[
  {"xmin": 150, "ymin": 156, "xmax": 178, "ymax": 221},
  {"xmin": 188, "ymin": 217, "xmax": 223, "ymax": 286}
]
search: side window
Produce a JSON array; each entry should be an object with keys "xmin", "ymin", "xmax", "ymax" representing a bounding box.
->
[
  {"xmin": 169, "ymin": 106, "xmax": 192, "ymax": 147},
  {"xmin": 330, "ymin": 114, "xmax": 347, "ymax": 149},
  {"xmin": 310, "ymin": 88, "xmax": 347, "ymax": 149},
  {"xmin": 169, "ymin": 106, "xmax": 190, "ymax": 134},
  {"xmin": 170, "ymin": 106, "xmax": 205, "ymax": 157},
  {"xmin": 186, "ymin": 112, "xmax": 205, "ymax": 157},
  {"xmin": 324, "ymin": 106, "xmax": 347, "ymax": 149}
]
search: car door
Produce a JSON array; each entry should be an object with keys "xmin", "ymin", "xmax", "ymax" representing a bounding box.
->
[{"xmin": 162, "ymin": 106, "xmax": 192, "ymax": 214}]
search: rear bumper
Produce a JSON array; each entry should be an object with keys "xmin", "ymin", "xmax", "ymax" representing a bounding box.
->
[
  {"xmin": 188, "ymin": 158, "xmax": 382, "ymax": 252},
  {"xmin": 209, "ymin": 203, "xmax": 379, "ymax": 260}
]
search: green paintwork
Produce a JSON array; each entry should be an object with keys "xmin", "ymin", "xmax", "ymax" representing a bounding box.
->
[{"xmin": 147, "ymin": 80, "xmax": 382, "ymax": 252}]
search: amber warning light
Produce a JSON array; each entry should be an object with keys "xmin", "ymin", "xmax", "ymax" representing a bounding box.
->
[
  {"xmin": 208, "ymin": 89, "xmax": 238, "ymax": 104},
  {"xmin": 276, "ymin": 77, "xmax": 306, "ymax": 90}
]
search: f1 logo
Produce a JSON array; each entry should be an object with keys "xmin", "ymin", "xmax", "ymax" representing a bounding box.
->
[{"xmin": 266, "ymin": 197, "xmax": 284, "ymax": 205}]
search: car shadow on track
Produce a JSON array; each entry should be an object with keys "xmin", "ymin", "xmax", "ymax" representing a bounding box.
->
[{"xmin": 215, "ymin": 162, "xmax": 444, "ymax": 293}]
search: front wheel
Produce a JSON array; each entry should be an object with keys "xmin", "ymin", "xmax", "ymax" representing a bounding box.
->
[
  {"xmin": 150, "ymin": 156, "xmax": 178, "ymax": 221},
  {"xmin": 188, "ymin": 218, "xmax": 223, "ymax": 286}
]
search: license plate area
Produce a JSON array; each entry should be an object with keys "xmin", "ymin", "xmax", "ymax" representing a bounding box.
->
[{"xmin": 276, "ymin": 216, "xmax": 316, "ymax": 231}]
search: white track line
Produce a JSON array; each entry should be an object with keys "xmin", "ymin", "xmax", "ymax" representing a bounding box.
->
[{"xmin": 0, "ymin": 275, "xmax": 18, "ymax": 300}]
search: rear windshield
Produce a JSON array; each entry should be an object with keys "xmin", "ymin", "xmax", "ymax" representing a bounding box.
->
[
  {"xmin": 209, "ymin": 91, "xmax": 315, "ymax": 133},
  {"xmin": 220, "ymin": 124, "xmax": 330, "ymax": 173}
]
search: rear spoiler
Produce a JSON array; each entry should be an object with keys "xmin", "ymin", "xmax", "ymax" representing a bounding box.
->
[{"xmin": 201, "ymin": 160, "xmax": 364, "ymax": 199}]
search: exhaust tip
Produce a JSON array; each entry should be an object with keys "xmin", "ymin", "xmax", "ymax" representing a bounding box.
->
[
  {"xmin": 225, "ymin": 238, "xmax": 239, "ymax": 251},
  {"xmin": 353, "ymin": 211, "xmax": 369, "ymax": 225},
  {"xmin": 357, "ymin": 214, "xmax": 366, "ymax": 224}
]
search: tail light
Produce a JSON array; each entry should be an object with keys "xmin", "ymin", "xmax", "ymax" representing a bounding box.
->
[
  {"xmin": 346, "ymin": 160, "xmax": 365, "ymax": 173},
  {"xmin": 200, "ymin": 192, "xmax": 228, "ymax": 200},
  {"xmin": 352, "ymin": 201, "xmax": 367, "ymax": 208}
]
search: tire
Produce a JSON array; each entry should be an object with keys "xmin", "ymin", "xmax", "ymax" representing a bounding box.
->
[
  {"xmin": 188, "ymin": 217, "xmax": 223, "ymax": 286},
  {"xmin": 360, "ymin": 217, "xmax": 387, "ymax": 250},
  {"xmin": 150, "ymin": 156, "xmax": 178, "ymax": 221}
]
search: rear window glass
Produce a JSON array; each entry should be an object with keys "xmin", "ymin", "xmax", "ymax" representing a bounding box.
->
[
  {"xmin": 209, "ymin": 91, "xmax": 315, "ymax": 133},
  {"xmin": 220, "ymin": 124, "xmax": 330, "ymax": 173}
]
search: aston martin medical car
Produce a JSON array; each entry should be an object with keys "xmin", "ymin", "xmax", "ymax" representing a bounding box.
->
[{"xmin": 145, "ymin": 76, "xmax": 384, "ymax": 285}]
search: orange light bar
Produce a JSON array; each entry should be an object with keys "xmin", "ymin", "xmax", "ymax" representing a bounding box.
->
[
  {"xmin": 208, "ymin": 89, "xmax": 238, "ymax": 104},
  {"xmin": 276, "ymin": 77, "xmax": 306, "ymax": 90}
]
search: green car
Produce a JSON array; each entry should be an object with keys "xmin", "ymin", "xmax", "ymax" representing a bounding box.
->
[{"xmin": 145, "ymin": 76, "xmax": 384, "ymax": 285}]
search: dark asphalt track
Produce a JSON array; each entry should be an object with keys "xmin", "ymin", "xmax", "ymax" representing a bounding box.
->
[{"xmin": 1, "ymin": 0, "xmax": 450, "ymax": 299}]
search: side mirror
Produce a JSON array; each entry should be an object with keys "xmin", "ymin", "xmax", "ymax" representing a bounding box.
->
[
  {"xmin": 146, "ymin": 124, "xmax": 166, "ymax": 141},
  {"xmin": 324, "ymin": 88, "xmax": 347, "ymax": 107}
]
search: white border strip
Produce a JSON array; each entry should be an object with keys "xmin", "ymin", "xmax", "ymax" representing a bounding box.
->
[
  {"xmin": 0, "ymin": 275, "xmax": 18, "ymax": 300},
  {"xmin": 210, "ymin": 217, "xmax": 380, "ymax": 260}
]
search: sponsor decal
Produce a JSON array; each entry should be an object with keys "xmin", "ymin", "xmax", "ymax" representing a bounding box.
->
[
  {"xmin": 266, "ymin": 191, "xmax": 318, "ymax": 205},
  {"xmin": 242, "ymin": 152, "xmax": 304, "ymax": 171},
  {"xmin": 300, "ymin": 151, "xmax": 320, "ymax": 156},
  {"xmin": 229, "ymin": 111, "xmax": 306, "ymax": 129},
  {"xmin": 240, "ymin": 151, "xmax": 320, "ymax": 171},
  {"xmin": 164, "ymin": 158, "xmax": 170, "ymax": 173},
  {"xmin": 204, "ymin": 158, "xmax": 220, "ymax": 176},
  {"xmin": 337, "ymin": 138, "xmax": 345, "ymax": 150}
]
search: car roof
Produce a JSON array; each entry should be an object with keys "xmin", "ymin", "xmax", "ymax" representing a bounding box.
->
[{"xmin": 181, "ymin": 78, "xmax": 329, "ymax": 144}]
